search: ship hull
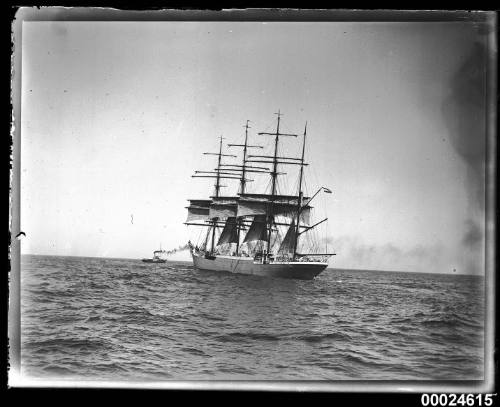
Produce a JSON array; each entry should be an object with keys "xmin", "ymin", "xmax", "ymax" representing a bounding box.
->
[{"xmin": 191, "ymin": 251, "xmax": 327, "ymax": 280}]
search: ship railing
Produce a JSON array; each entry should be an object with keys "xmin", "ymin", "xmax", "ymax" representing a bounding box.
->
[
  {"xmin": 274, "ymin": 254, "xmax": 293, "ymax": 263},
  {"xmin": 254, "ymin": 252, "xmax": 272, "ymax": 264},
  {"xmin": 296, "ymin": 254, "xmax": 332, "ymax": 263}
]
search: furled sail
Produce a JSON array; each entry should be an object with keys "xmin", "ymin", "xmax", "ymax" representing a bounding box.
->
[
  {"xmin": 239, "ymin": 193, "xmax": 310, "ymax": 205},
  {"xmin": 217, "ymin": 217, "xmax": 238, "ymax": 245},
  {"xmin": 211, "ymin": 196, "xmax": 239, "ymax": 205},
  {"xmin": 243, "ymin": 215, "xmax": 268, "ymax": 242},
  {"xmin": 278, "ymin": 220, "xmax": 296, "ymax": 254},
  {"xmin": 186, "ymin": 199, "xmax": 211, "ymax": 222}
]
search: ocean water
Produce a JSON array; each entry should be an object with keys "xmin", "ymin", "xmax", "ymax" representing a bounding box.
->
[{"xmin": 19, "ymin": 254, "xmax": 484, "ymax": 382}]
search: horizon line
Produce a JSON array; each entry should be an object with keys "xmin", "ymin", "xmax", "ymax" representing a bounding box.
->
[{"xmin": 17, "ymin": 253, "xmax": 483, "ymax": 276}]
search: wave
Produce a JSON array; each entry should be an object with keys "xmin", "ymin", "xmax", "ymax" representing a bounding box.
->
[
  {"xmin": 341, "ymin": 353, "xmax": 385, "ymax": 369},
  {"xmin": 421, "ymin": 315, "xmax": 483, "ymax": 330},
  {"xmin": 27, "ymin": 288, "xmax": 77, "ymax": 298},
  {"xmin": 42, "ymin": 365, "xmax": 76, "ymax": 375},
  {"xmin": 291, "ymin": 332, "xmax": 352, "ymax": 343},
  {"xmin": 24, "ymin": 337, "xmax": 110, "ymax": 352},
  {"xmin": 87, "ymin": 282, "xmax": 113, "ymax": 290},
  {"xmin": 216, "ymin": 331, "xmax": 281, "ymax": 343},
  {"xmin": 180, "ymin": 347, "xmax": 210, "ymax": 357}
]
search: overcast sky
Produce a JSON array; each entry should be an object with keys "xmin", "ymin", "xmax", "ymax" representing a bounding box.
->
[{"xmin": 19, "ymin": 18, "xmax": 490, "ymax": 274}]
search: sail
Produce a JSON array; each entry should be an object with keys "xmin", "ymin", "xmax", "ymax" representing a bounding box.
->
[
  {"xmin": 209, "ymin": 203, "xmax": 238, "ymax": 220},
  {"xmin": 243, "ymin": 215, "xmax": 268, "ymax": 242},
  {"xmin": 297, "ymin": 207, "xmax": 311, "ymax": 225},
  {"xmin": 236, "ymin": 197, "xmax": 311, "ymax": 224},
  {"xmin": 217, "ymin": 217, "xmax": 238, "ymax": 245},
  {"xmin": 189, "ymin": 199, "xmax": 213, "ymax": 207},
  {"xmin": 186, "ymin": 199, "xmax": 211, "ymax": 222},
  {"xmin": 208, "ymin": 196, "xmax": 238, "ymax": 220},
  {"xmin": 278, "ymin": 220, "xmax": 296, "ymax": 254},
  {"xmin": 236, "ymin": 199, "xmax": 267, "ymax": 217}
]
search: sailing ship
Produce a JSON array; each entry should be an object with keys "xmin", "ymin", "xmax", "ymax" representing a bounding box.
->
[
  {"xmin": 142, "ymin": 245, "xmax": 168, "ymax": 263},
  {"xmin": 185, "ymin": 111, "xmax": 335, "ymax": 280}
]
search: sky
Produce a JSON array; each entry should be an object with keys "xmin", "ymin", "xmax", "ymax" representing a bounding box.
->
[{"xmin": 18, "ymin": 18, "xmax": 491, "ymax": 274}]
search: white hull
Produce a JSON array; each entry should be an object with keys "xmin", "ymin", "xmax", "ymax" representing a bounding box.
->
[{"xmin": 191, "ymin": 251, "xmax": 328, "ymax": 280}]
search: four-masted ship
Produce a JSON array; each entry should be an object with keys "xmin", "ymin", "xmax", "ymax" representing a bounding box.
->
[{"xmin": 185, "ymin": 111, "xmax": 335, "ymax": 280}]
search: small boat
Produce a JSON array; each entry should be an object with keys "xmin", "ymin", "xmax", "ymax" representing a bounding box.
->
[{"xmin": 141, "ymin": 247, "xmax": 168, "ymax": 263}]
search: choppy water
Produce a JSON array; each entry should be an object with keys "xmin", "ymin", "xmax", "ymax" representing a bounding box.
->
[{"xmin": 20, "ymin": 254, "xmax": 484, "ymax": 381}]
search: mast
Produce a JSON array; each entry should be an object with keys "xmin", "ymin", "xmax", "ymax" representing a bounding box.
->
[
  {"xmin": 293, "ymin": 122, "xmax": 307, "ymax": 260},
  {"xmin": 267, "ymin": 111, "xmax": 281, "ymax": 256},
  {"xmin": 240, "ymin": 120, "xmax": 250, "ymax": 195},
  {"xmin": 257, "ymin": 110, "xmax": 299, "ymax": 262},
  {"xmin": 210, "ymin": 136, "xmax": 224, "ymax": 253},
  {"xmin": 235, "ymin": 120, "xmax": 250, "ymax": 255},
  {"xmin": 227, "ymin": 120, "xmax": 263, "ymax": 255},
  {"xmin": 236, "ymin": 120, "xmax": 249, "ymax": 255}
]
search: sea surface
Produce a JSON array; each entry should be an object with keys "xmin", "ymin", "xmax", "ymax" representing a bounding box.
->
[{"xmin": 19, "ymin": 255, "xmax": 485, "ymax": 382}]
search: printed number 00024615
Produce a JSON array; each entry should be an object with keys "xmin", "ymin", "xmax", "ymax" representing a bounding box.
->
[{"xmin": 421, "ymin": 394, "xmax": 496, "ymax": 407}]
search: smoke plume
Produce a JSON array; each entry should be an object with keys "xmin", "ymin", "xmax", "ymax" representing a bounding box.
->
[
  {"xmin": 323, "ymin": 235, "xmax": 446, "ymax": 273},
  {"xmin": 163, "ymin": 243, "xmax": 190, "ymax": 256}
]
